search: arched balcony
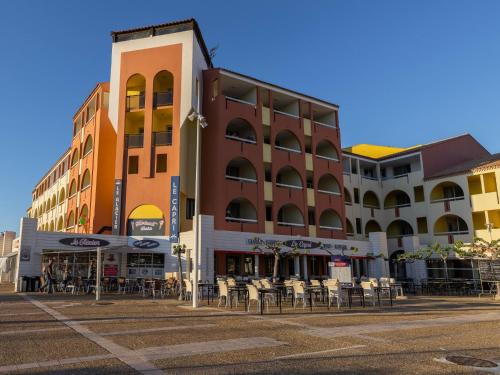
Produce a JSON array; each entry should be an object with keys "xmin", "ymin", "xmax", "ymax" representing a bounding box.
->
[
  {"xmin": 153, "ymin": 70, "xmax": 174, "ymax": 108},
  {"xmin": 365, "ymin": 220, "xmax": 382, "ymax": 237},
  {"xmin": 125, "ymin": 74, "xmax": 146, "ymax": 148},
  {"xmin": 277, "ymin": 204, "xmax": 304, "ymax": 227},
  {"xmin": 344, "ymin": 188, "xmax": 352, "ymax": 205},
  {"xmin": 225, "ymin": 118, "xmax": 256, "ymax": 144},
  {"xmin": 49, "ymin": 221, "xmax": 55, "ymax": 232},
  {"xmin": 275, "ymin": 130, "xmax": 301, "ymax": 153},
  {"xmin": 430, "ymin": 181, "xmax": 464, "ymax": 203},
  {"xmin": 346, "ymin": 218, "xmax": 354, "ymax": 236},
  {"xmin": 363, "ymin": 191, "xmax": 380, "ymax": 209},
  {"xmin": 319, "ymin": 209, "xmax": 343, "ymax": 230},
  {"xmin": 71, "ymin": 149, "xmax": 79, "ymax": 167},
  {"xmin": 69, "ymin": 180, "xmax": 77, "ymax": 198},
  {"xmin": 386, "ymin": 220, "xmax": 414, "ymax": 238},
  {"xmin": 315, "ymin": 139, "xmax": 339, "ymax": 161},
  {"xmin": 276, "ymin": 166, "xmax": 303, "ymax": 189},
  {"xmin": 58, "ymin": 188, "xmax": 66, "ymax": 204},
  {"xmin": 83, "ymin": 135, "xmax": 93, "ymax": 157},
  {"xmin": 434, "ymin": 214, "xmax": 469, "ymax": 235},
  {"xmin": 57, "ymin": 216, "xmax": 64, "ymax": 231},
  {"xmin": 384, "ymin": 190, "xmax": 411, "ymax": 209},
  {"xmin": 317, "ymin": 174, "xmax": 341, "ymax": 195},
  {"xmin": 225, "ymin": 158, "xmax": 257, "ymax": 183},
  {"xmin": 225, "ymin": 198, "xmax": 257, "ymax": 223},
  {"xmin": 81, "ymin": 170, "xmax": 91, "ymax": 190},
  {"xmin": 50, "ymin": 195, "xmax": 57, "ymax": 209},
  {"xmin": 79, "ymin": 205, "xmax": 89, "ymax": 228},
  {"xmin": 67, "ymin": 210, "xmax": 75, "ymax": 228}
]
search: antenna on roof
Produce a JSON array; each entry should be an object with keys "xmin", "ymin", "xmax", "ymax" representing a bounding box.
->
[{"xmin": 209, "ymin": 44, "xmax": 219, "ymax": 60}]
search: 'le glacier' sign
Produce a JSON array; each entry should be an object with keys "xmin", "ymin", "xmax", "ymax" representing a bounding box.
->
[{"xmin": 59, "ymin": 238, "xmax": 110, "ymax": 248}]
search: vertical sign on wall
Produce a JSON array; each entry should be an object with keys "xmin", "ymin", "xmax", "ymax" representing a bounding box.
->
[
  {"xmin": 112, "ymin": 180, "xmax": 123, "ymax": 236},
  {"xmin": 170, "ymin": 176, "xmax": 180, "ymax": 243}
]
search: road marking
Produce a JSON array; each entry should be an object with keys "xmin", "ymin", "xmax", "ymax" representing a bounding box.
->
[
  {"xmin": 0, "ymin": 354, "xmax": 114, "ymax": 373},
  {"xmin": 100, "ymin": 324, "xmax": 214, "ymax": 336},
  {"xmin": 0, "ymin": 327, "xmax": 67, "ymax": 336},
  {"xmin": 273, "ymin": 345, "xmax": 366, "ymax": 360},
  {"xmin": 0, "ymin": 312, "xmax": 45, "ymax": 317},
  {"xmin": 21, "ymin": 294, "xmax": 164, "ymax": 375}
]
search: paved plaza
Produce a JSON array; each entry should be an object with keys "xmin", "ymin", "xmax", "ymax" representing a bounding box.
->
[{"xmin": 0, "ymin": 284, "xmax": 499, "ymax": 374}]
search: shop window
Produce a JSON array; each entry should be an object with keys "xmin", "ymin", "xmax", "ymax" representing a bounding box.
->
[
  {"xmin": 264, "ymin": 255, "xmax": 274, "ymax": 276},
  {"xmin": 156, "ymin": 154, "xmax": 167, "ymax": 173},
  {"xmin": 226, "ymin": 255, "xmax": 240, "ymax": 275},
  {"xmin": 417, "ymin": 217, "xmax": 428, "ymax": 234},
  {"xmin": 354, "ymin": 188, "xmax": 360, "ymax": 204},
  {"xmin": 356, "ymin": 218, "xmax": 362, "ymax": 234},
  {"xmin": 243, "ymin": 255, "xmax": 254, "ymax": 275},
  {"xmin": 414, "ymin": 186, "xmax": 424, "ymax": 202},
  {"xmin": 128, "ymin": 156, "xmax": 139, "ymax": 174},
  {"xmin": 186, "ymin": 198, "xmax": 195, "ymax": 220}
]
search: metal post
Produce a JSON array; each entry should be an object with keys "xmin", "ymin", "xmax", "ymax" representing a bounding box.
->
[
  {"xmin": 192, "ymin": 83, "xmax": 202, "ymax": 308},
  {"xmin": 96, "ymin": 247, "xmax": 101, "ymax": 301}
]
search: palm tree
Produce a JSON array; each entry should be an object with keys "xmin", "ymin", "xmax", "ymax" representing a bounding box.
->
[{"xmin": 172, "ymin": 244, "xmax": 187, "ymax": 300}]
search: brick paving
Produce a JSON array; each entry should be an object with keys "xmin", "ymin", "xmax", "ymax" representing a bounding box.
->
[{"xmin": 0, "ymin": 283, "xmax": 499, "ymax": 374}]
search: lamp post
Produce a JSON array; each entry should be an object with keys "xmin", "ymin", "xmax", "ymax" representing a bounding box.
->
[{"xmin": 187, "ymin": 103, "xmax": 208, "ymax": 308}]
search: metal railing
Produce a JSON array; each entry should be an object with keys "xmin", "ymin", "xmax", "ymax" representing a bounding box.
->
[
  {"xmin": 126, "ymin": 94, "xmax": 145, "ymax": 111},
  {"xmin": 153, "ymin": 131, "xmax": 172, "ymax": 146},
  {"xmin": 126, "ymin": 134, "xmax": 144, "ymax": 148},
  {"xmin": 153, "ymin": 91, "xmax": 173, "ymax": 107}
]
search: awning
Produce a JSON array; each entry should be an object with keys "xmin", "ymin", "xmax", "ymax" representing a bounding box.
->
[{"xmin": 41, "ymin": 244, "xmax": 167, "ymax": 255}]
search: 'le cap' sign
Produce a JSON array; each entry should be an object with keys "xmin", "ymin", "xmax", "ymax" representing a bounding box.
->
[{"xmin": 59, "ymin": 238, "xmax": 110, "ymax": 247}]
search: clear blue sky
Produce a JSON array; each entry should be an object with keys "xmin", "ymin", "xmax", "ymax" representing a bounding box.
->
[{"xmin": 1, "ymin": 0, "xmax": 499, "ymax": 232}]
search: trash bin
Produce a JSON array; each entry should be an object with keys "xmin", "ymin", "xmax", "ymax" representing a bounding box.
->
[
  {"xmin": 20, "ymin": 276, "xmax": 28, "ymax": 292},
  {"xmin": 32, "ymin": 276, "xmax": 40, "ymax": 292}
]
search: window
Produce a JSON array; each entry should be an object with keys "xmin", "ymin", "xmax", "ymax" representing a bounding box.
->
[
  {"xmin": 156, "ymin": 154, "xmax": 167, "ymax": 173},
  {"xmin": 308, "ymin": 208, "xmax": 315, "ymax": 225},
  {"xmin": 265, "ymin": 204, "xmax": 272, "ymax": 221},
  {"xmin": 351, "ymin": 161, "xmax": 358, "ymax": 174},
  {"xmin": 226, "ymin": 255, "xmax": 240, "ymax": 275},
  {"xmin": 81, "ymin": 170, "xmax": 91, "ymax": 190},
  {"xmin": 381, "ymin": 167, "xmax": 386, "ymax": 178},
  {"xmin": 417, "ymin": 217, "xmax": 428, "ymax": 234},
  {"xmin": 393, "ymin": 164, "xmax": 411, "ymax": 176},
  {"xmin": 186, "ymin": 198, "xmax": 195, "ymax": 220},
  {"xmin": 128, "ymin": 156, "xmax": 139, "ymax": 174},
  {"xmin": 354, "ymin": 188, "xmax": 360, "ymax": 204},
  {"xmin": 71, "ymin": 149, "xmax": 79, "ymax": 167},
  {"xmin": 243, "ymin": 255, "xmax": 254, "ymax": 275},
  {"xmin": 356, "ymin": 218, "xmax": 362, "ymax": 234},
  {"xmin": 83, "ymin": 136, "xmax": 93, "ymax": 156},
  {"xmin": 166, "ymin": 126, "xmax": 173, "ymax": 145},
  {"xmin": 414, "ymin": 185, "xmax": 424, "ymax": 202}
]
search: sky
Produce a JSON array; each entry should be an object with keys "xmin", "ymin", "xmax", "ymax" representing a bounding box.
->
[{"xmin": 0, "ymin": 0, "xmax": 499, "ymax": 232}]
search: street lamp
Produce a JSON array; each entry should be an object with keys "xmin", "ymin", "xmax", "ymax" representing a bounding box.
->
[{"xmin": 187, "ymin": 107, "xmax": 207, "ymax": 308}]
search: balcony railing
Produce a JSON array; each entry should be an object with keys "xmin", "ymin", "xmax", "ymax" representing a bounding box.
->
[
  {"xmin": 316, "ymin": 154, "xmax": 340, "ymax": 162},
  {"xmin": 153, "ymin": 91, "xmax": 173, "ymax": 107},
  {"xmin": 430, "ymin": 196, "xmax": 465, "ymax": 203},
  {"xmin": 126, "ymin": 94, "xmax": 145, "ymax": 112},
  {"xmin": 153, "ymin": 131, "xmax": 172, "ymax": 146},
  {"xmin": 319, "ymin": 225, "xmax": 343, "ymax": 230},
  {"xmin": 225, "ymin": 175, "xmax": 257, "ymax": 183},
  {"xmin": 225, "ymin": 216, "xmax": 258, "ymax": 223},
  {"xmin": 126, "ymin": 134, "xmax": 144, "ymax": 148},
  {"xmin": 275, "ymin": 145, "xmax": 301, "ymax": 154},
  {"xmin": 314, "ymin": 120, "xmax": 337, "ymax": 129},
  {"xmin": 225, "ymin": 134, "xmax": 257, "ymax": 144},
  {"xmin": 277, "ymin": 221, "xmax": 305, "ymax": 227},
  {"xmin": 276, "ymin": 182, "xmax": 303, "ymax": 190},
  {"xmin": 317, "ymin": 189, "xmax": 341, "ymax": 196}
]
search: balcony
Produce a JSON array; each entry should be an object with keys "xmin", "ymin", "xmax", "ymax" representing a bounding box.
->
[
  {"xmin": 126, "ymin": 134, "xmax": 144, "ymax": 148},
  {"xmin": 153, "ymin": 91, "xmax": 173, "ymax": 108},
  {"xmin": 153, "ymin": 131, "xmax": 172, "ymax": 146},
  {"xmin": 126, "ymin": 94, "xmax": 145, "ymax": 112}
]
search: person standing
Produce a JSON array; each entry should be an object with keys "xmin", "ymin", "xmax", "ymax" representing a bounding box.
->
[{"xmin": 39, "ymin": 259, "xmax": 54, "ymax": 293}]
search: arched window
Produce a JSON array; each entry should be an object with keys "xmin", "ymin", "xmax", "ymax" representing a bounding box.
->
[
  {"xmin": 58, "ymin": 188, "xmax": 66, "ymax": 204},
  {"xmin": 225, "ymin": 158, "xmax": 257, "ymax": 182},
  {"xmin": 315, "ymin": 140, "xmax": 339, "ymax": 161},
  {"xmin": 363, "ymin": 191, "xmax": 380, "ymax": 209},
  {"xmin": 386, "ymin": 220, "xmax": 414, "ymax": 238},
  {"xmin": 126, "ymin": 74, "xmax": 146, "ymax": 111},
  {"xmin": 317, "ymin": 174, "xmax": 341, "ymax": 195},
  {"xmin": 276, "ymin": 166, "xmax": 303, "ymax": 189},
  {"xmin": 365, "ymin": 220, "xmax": 382, "ymax": 237},
  {"xmin": 69, "ymin": 180, "xmax": 77, "ymax": 197},
  {"xmin": 83, "ymin": 135, "xmax": 93, "ymax": 156},
  {"xmin": 81, "ymin": 170, "xmax": 91, "ymax": 190},
  {"xmin": 225, "ymin": 118, "xmax": 256, "ymax": 144},
  {"xmin": 50, "ymin": 195, "xmax": 57, "ymax": 209},
  {"xmin": 319, "ymin": 209, "xmax": 343, "ymax": 230},
  {"xmin": 344, "ymin": 188, "xmax": 352, "ymax": 204},
  {"xmin": 67, "ymin": 211, "xmax": 75, "ymax": 228},
  {"xmin": 346, "ymin": 218, "xmax": 354, "ymax": 236},
  {"xmin": 225, "ymin": 198, "xmax": 257, "ymax": 223},
  {"xmin": 434, "ymin": 214, "xmax": 469, "ymax": 235},
  {"xmin": 71, "ymin": 149, "xmax": 79, "ymax": 167},
  {"xmin": 49, "ymin": 221, "xmax": 55, "ymax": 232},
  {"xmin": 275, "ymin": 130, "xmax": 301, "ymax": 153},
  {"xmin": 79, "ymin": 205, "xmax": 89, "ymax": 226},
  {"xmin": 57, "ymin": 216, "xmax": 64, "ymax": 231},
  {"xmin": 277, "ymin": 204, "xmax": 304, "ymax": 227},
  {"xmin": 384, "ymin": 190, "xmax": 411, "ymax": 209}
]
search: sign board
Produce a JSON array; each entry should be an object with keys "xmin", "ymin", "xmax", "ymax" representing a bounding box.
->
[
  {"xmin": 58, "ymin": 238, "xmax": 110, "ymax": 247},
  {"xmin": 20, "ymin": 246, "xmax": 31, "ymax": 262},
  {"xmin": 283, "ymin": 240, "xmax": 321, "ymax": 249},
  {"xmin": 127, "ymin": 219, "xmax": 165, "ymax": 236},
  {"xmin": 169, "ymin": 176, "xmax": 180, "ymax": 243},
  {"xmin": 132, "ymin": 239, "xmax": 160, "ymax": 249},
  {"xmin": 112, "ymin": 180, "xmax": 122, "ymax": 235},
  {"xmin": 478, "ymin": 260, "xmax": 500, "ymax": 282},
  {"xmin": 330, "ymin": 256, "xmax": 351, "ymax": 267}
]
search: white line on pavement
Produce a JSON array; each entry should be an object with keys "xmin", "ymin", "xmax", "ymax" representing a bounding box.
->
[
  {"xmin": 0, "ymin": 354, "xmax": 115, "ymax": 373},
  {"xmin": 273, "ymin": 345, "xmax": 366, "ymax": 360},
  {"xmin": 99, "ymin": 324, "xmax": 214, "ymax": 336},
  {"xmin": 0, "ymin": 327, "xmax": 67, "ymax": 336}
]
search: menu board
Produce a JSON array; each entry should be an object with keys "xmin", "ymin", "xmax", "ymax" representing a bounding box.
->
[{"xmin": 478, "ymin": 260, "xmax": 500, "ymax": 282}]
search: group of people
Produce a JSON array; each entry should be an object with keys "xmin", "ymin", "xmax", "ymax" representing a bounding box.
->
[{"xmin": 38, "ymin": 259, "xmax": 96, "ymax": 294}]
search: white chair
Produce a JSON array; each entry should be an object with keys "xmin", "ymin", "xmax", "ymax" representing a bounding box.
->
[
  {"xmin": 326, "ymin": 283, "xmax": 343, "ymax": 309},
  {"xmin": 292, "ymin": 282, "xmax": 307, "ymax": 309},
  {"xmin": 361, "ymin": 281, "xmax": 376, "ymax": 307},
  {"xmin": 369, "ymin": 278, "xmax": 379, "ymax": 288},
  {"xmin": 218, "ymin": 281, "xmax": 235, "ymax": 308},
  {"xmin": 184, "ymin": 279, "xmax": 193, "ymax": 301},
  {"xmin": 389, "ymin": 277, "xmax": 404, "ymax": 297},
  {"xmin": 247, "ymin": 284, "xmax": 265, "ymax": 313}
]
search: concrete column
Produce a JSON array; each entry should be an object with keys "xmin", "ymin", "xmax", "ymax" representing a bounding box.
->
[
  {"xmin": 368, "ymin": 231, "xmax": 389, "ymax": 278},
  {"xmin": 302, "ymin": 255, "xmax": 308, "ymax": 280},
  {"xmin": 402, "ymin": 235, "xmax": 427, "ymax": 282},
  {"xmin": 294, "ymin": 256, "xmax": 300, "ymax": 277},
  {"xmin": 254, "ymin": 254, "xmax": 259, "ymax": 277}
]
